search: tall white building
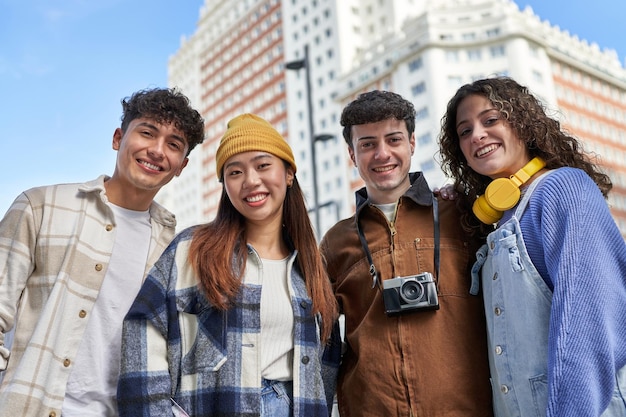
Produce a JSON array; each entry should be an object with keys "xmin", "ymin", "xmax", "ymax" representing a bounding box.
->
[{"xmin": 162, "ymin": 0, "xmax": 626, "ymax": 238}]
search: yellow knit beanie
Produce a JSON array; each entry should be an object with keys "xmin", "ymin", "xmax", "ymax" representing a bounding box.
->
[{"xmin": 215, "ymin": 113, "xmax": 297, "ymax": 180}]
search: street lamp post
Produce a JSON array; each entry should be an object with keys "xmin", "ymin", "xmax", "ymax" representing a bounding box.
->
[
  {"xmin": 286, "ymin": 44, "xmax": 334, "ymax": 239},
  {"xmin": 314, "ymin": 200, "xmax": 341, "ymax": 225}
]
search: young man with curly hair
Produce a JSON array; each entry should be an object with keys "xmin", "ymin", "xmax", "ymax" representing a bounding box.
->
[{"xmin": 0, "ymin": 87, "xmax": 205, "ymax": 417}]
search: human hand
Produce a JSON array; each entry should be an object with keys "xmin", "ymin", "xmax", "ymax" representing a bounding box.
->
[{"xmin": 433, "ymin": 184, "xmax": 458, "ymax": 200}]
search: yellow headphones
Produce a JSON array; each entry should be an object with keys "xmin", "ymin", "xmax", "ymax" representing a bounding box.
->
[{"xmin": 473, "ymin": 157, "xmax": 546, "ymax": 224}]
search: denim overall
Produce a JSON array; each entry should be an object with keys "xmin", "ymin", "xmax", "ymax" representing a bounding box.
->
[{"xmin": 471, "ymin": 171, "xmax": 626, "ymax": 417}]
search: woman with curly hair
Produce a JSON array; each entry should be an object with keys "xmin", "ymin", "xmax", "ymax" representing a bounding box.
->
[
  {"xmin": 439, "ymin": 77, "xmax": 626, "ymax": 416},
  {"xmin": 117, "ymin": 113, "xmax": 340, "ymax": 417}
]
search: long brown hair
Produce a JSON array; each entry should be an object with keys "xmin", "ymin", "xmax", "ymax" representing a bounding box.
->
[
  {"xmin": 439, "ymin": 76, "xmax": 612, "ymax": 238},
  {"xmin": 188, "ymin": 174, "xmax": 338, "ymax": 341}
]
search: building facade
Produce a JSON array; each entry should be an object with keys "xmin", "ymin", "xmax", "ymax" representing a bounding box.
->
[{"xmin": 161, "ymin": 0, "xmax": 626, "ymax": 238}]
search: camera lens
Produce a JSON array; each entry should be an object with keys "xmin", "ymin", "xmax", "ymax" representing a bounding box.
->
[{"xmin": 400, "ymin": 280, "xmax": 424, "ymax": 303}]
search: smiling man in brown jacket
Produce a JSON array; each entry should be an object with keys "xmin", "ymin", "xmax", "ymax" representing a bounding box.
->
[{"xmin": 320, "ymin": 90, "xmax": 492, "ymax": 417}]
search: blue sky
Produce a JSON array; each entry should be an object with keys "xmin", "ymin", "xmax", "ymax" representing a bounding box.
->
[{"xmin": 1, "ymin": 0, "xmax": 625, "ymax": 216}]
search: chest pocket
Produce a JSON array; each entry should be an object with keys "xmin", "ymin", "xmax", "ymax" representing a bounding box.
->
[
  {"xmin": 414, "ymin": 237, "xmax": 471, "ymax": 297},
  {"xmin": 179, "ymin": 299, "xmax": 228, "ymax": 373}
]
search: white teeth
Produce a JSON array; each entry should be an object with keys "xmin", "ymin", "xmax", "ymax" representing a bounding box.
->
[
  {"xmin": 373, "ymin": 166, "xmax": 394, "ymax": 172},
  {"xmin": 477, "ymin": 144, "xmax": 498, "ymax": 157},
  {"xmin": 246, "ymin": 194, "xmax": 267, "ymax": 202},
  {"xmin": 140, "ymin": 160, "xmax": 161, "ymax": 171}
]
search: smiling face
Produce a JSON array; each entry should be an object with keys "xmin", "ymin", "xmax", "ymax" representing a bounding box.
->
[
  {"xmin": 348, "ymin": 118, "xmax": 415, "ymax": 204},
  {"xmin": 106, "ymin": 118, "xmax": 189, "ymax": 209},
  {"xmin": 456, "ymin": 94, "xmax": 530, "ymax": 179},
  {"xmin": 222, "ymin": 151, "xmax": 294, "ymax": 229}
]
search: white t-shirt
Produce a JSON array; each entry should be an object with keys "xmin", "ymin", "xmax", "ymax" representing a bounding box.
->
[
  {"xmin": 374, "ymin": 201, "xmax": 398, "ymax": 223},
  {"xmin": 62, "ymin": 204, "xmax": 151, "ymax": 416}
]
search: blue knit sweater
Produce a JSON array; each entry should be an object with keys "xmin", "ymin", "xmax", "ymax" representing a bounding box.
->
[{"xmin": 501, "ymin": 167, "xmax": 626, "ymax": 416}]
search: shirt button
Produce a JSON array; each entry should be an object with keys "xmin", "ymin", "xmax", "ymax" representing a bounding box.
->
[
  {"xmin": 495, "ymin": 345, "xmax": 503, "ymax": 355},
  {"xmin": 63, "ymin": 358, "xmax": 71, "ymax": 367},
  {"xmin": 494, "ymin": 307, "xmax": 502, "ymax": 316},
  {"xmin": 78, "ymin": 310, "xmax": 87, "ymax": 318},
  {"xmin": 500, "ymin": 384, "xmax": 509, "ymax": 394},
  {"xmin": 493, "ymin": 272, "xmax": 498, "ymax": 280},
  {"xmin": 95, "ymin": 264, "xmax": 103, "ymax": 271},
  {"xmin": 105, "ymin": 224, "xmax": 113, "ymax": 231},
  {"xmin": 301, "ymin": 356, "xmax": 310, "ymax": 364},
  {"xmin": 490, "ymin": 241, "xmax": 495, "ymax": 250},
  {"xmin": 49, "ymin": 412, "xmax": 57, "ymax": 417},
  {"xmin": 300, "ymin": 301, "xmax": 308, "ymax": 309}
]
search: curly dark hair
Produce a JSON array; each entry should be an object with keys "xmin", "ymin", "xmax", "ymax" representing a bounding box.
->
[
  {"xmin": 340, "ymin": 90, "xmax": 416, "ymax": 148},
  {"xmin": 120, "ymin": 87, "xmax": 205, "ymax": 155},
  {"xmin": 439, "ymin": 76, "xmax": 612, "ymax": 238}
]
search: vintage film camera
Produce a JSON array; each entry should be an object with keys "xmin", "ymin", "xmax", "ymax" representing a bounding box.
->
[{"xmin": 382, "ymin": 272, "xmax": 439, "ymax": 315}]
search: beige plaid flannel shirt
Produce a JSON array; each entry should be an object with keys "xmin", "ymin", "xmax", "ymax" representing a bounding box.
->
[{"xmin": 0, "ymin": 175, "xmax": 176, "ymax": 417}]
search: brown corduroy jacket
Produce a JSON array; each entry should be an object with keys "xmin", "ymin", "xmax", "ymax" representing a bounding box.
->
[{"xmin": 320, "ymin": 172, "xmax": 493, "ymax": 417}]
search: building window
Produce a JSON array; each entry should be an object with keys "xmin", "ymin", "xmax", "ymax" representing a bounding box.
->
[
  {"xmin": 408, "ymin": 57, "xmax": 423, "ymax": 72},
  {"xmin": 411, "ymin": 82, "xmax": 426, "ymax": 96},
  {"xmin": 486, "ymin": 28, "xmax": 500, "ymax": 37},
  {"xmin": 415, "ymin": 107, "xmax": 429, "ymax": 121},
  {"xmin": 416, "ymin": 132, "xmax": 431, "ymax": 145},
  {"xmin": 462, "ymin": 32, "xmax": 476, "ymax": 40},
  {"xmin": 421, "ymin": 159, "xmax": 436, "ymax": 171},
  {"xmin": 490, "ymin": 45, "xmax": 505, "ymax": 57},
  {"xmin": 467, "ymin": 49, "xmax": 482, "ymax": 61},
  {"xmin": 446, "ymin": 51, "xmax": 459, "ymax": 62}
]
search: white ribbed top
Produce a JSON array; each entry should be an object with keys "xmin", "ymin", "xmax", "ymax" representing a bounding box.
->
[{"xmin": 259, "ymin": 257, "xmax": 294, "ymax": 381}]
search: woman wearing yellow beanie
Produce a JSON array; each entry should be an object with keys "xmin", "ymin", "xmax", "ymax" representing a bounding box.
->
[{"xmin": 118, "ymin": 113, "xmax": 340, "ymax": 417}]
